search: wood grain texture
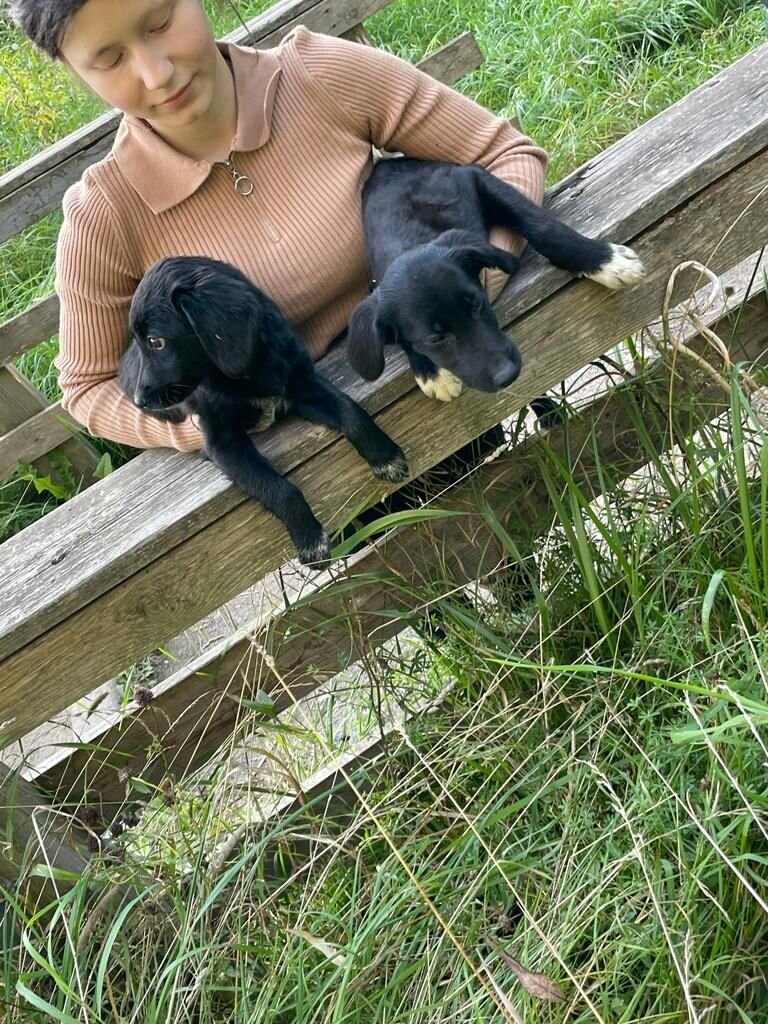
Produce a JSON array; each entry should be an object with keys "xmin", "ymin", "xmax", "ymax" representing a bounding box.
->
[
  {"xmin": 0, "ymin": 367, "xmax": 99, "ymax": 485},
  {"xmin": 492, "ymin": 41, "xmax": 768, "ymax": 328},
  {"xmin": 33, "ymin": 286, "xmax": 768, "ymax": 808},
  {"xmin": 0, "ymin": 295, "xmax": 61, "ymax": 367},
  {"xmin": 1, "ymin": 136, "xmax": 766, "ymax": 672},
  {"xmin": 2, "ymin": 54, "xmax": 768, "ymax": 750},
  {"xmin": 340, "ymin": 23, "xmax": 375, "ymax": 44},
  {"xmin": 414, "ymin": 31, "xmax": 483, "ymax": 85},
  {"xmin": 0, "ymin": 401, "xmax": 86, "ymax": 481},
  {"xmin": 0, "ymin": 762, "xmax": 87, "ymax": 898}
]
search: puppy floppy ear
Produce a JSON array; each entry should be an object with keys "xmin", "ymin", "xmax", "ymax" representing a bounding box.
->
[
  {"xmin": 445, "ymin": 242, "xmax": 520, "ymax": 279},
  {"xmin": 346, "ymin": 292, "xmax": 396, "ymax": 381},
  {"xmin": 173, "ymin": 280, "xmax": 260, "ymax": 379},
  {"xmin": 117, "ymin": 336, "xmax": 143, "ymax": 399}
]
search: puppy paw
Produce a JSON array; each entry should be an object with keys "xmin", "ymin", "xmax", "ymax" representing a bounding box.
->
[
  {"xmin": 529, "ymin": 396, "xmax": 565, "ymax": 429},
  {"xmin": 415, "ymin": 369, "xmax": 464, "ymax": 402},
  {"xmin": 371, "ymin": 452, "xmax": 409, "ymax": 483},
  {"xmin": 297, "ymin": 531, "xmax": 331, "ymax": 568},
  {"xmin": 584, "ymin": 244, "xmax": 646, "ymax": 290},
  {"xmin": 251, "ymin": 396, "xmax": 285, "ymax": 432}
]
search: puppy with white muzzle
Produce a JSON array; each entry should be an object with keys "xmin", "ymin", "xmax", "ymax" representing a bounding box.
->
[{"xmin": 346, "ymin": 157, "xmax": 646, "ymax": 402}]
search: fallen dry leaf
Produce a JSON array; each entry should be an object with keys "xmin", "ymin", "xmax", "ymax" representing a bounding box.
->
[{"xmin": 488, "ymin": 937, "xmax": 566, "ymax": 1003}]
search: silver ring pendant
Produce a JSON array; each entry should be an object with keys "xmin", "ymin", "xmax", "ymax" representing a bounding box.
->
[{"xmin": 234, "ymin": 175, "xmax": 254, "ymax": 196}]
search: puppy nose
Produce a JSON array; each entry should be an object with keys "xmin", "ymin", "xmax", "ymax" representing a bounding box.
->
[
  {"xmin": 134, "ymin": 392, "xmax": 148, "ymax": 408},
  {"xmin": 493, "ymin": 359, "xmax": 521, "ymax": 390}
]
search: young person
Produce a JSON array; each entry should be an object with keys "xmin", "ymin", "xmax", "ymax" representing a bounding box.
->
[{"xmin": 10, "ymin": 0, "xmax": 547, "ymax": 453}]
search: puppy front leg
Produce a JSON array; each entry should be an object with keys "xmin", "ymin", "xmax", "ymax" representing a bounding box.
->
[
  {"xmin": 202, "ymin": 421, "xmax": 330, "ymax": 566},
  {"xmin": 472, "ymin": 167, "xmax": 646, "ymax": 289},
  {"xmin": 407, "ymin": 352, "xmax": 464, "ymax": 403},
  {"xmin": 290, "ymin": 377, "xmax": 409, "ymax": 483}
]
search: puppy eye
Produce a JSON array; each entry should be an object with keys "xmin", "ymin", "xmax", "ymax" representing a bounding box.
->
[{"xmin": 148, "ymin": 336, "xmax": 166, "ymax": 351}]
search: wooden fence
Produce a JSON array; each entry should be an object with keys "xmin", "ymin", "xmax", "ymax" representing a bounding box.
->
[{"xmin": 1, "ymin": 0, "xmax": 767, "ymax": 891}]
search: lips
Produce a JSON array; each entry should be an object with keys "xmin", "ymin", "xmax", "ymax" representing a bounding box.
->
[{"xmin": 160, "ymin": 79, "xmax": 192, "ymax": 108}]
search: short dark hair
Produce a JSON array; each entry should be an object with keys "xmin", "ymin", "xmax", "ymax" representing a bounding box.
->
[{"xmin": 7, "ymin": 0, "xmax": 90, "ymax": 59}]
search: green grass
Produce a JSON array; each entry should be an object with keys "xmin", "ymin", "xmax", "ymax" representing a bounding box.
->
[
  {"xmin": 3, "ymin": 365, "xmax": 768, "ymax": 1021},
  {"xmin": 1, "ymin": 1, "xmax": 768, "ymax": 1018}
]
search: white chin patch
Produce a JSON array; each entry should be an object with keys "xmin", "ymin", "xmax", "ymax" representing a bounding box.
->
[
  {"xmin": 415, "ymin": 369, "xmax": 464, "ymax": 402},
  {"xmin": 584, "ymin": 244, "xmax": 646, "ymax": 289}
]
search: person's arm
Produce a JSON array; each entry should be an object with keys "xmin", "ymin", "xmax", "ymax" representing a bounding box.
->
[
  {"xmin": 288, "ymin": 27, "xmax": 549, "ymax": 298},
  {"xmin": 55, "ymin": 172, "xmax": 203, "ymax": 452}
]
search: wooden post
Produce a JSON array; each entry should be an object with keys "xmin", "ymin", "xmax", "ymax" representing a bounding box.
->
[{"xmin": 0, "ymin": 763, "xmax": 88, "ymax": 903}]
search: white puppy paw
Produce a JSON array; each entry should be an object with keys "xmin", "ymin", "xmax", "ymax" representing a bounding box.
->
[
  {"xmin": 298, "ymin": 532, "xmax": 331, "ymax": 568},
  {"xmin": 415, "ymin": 369, "xmax": 464, "ymax": 402},
  {"xmin": 584, "ymin": 244, "xmax": 646, "ymax": 290},
  {"xmin": 371, "ymin": 453, "xmax": 409, "ymax": 483}
]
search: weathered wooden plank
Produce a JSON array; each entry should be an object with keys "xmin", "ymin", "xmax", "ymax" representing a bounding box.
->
[
  {"xmin": 0, "ymin": 401, "xmax": 85, "ymax": 481},
  {"xmin": 0, "ymin": 33, "xmax": 483, "ymax": 363},
  {"xmin": 0, "ymin": 0, "xmax": 397, "ymax": 245},
  {"xmin": 0, "ymin": 110, "xmax": 118, "ymax": 202},
  {"xmin": 340, "ymin": 22, "xmax": 375, "ymax": 45},
  {"xmin": 213, "ymin": 699, "xmax": 442, "ymax": 882},
  {"xmin": 3, "ymin": 25, "xmax": 765, "ymax": 271},
  {"xmin": 0, "ymin": 763, "xmax": 87, "ymax": 900},
  {"xmin": 0, "ymin": 366, "xmax": 99, "ymax": 485},
  {"xmin": 33, "ymin": 282, "xmax": 768, "ymax": 807},
  {"xmin": 0, "ymin": 132, "xmax": 113, "ymax": 247},
  {"xmin": 493, "ymin": 40, "xmax": 768, "ymax": 327},
  {"xmin": 0, "ymin": 295, "xmax": 60, "ymax": 367},
  {"xmin": 1, "ymin": 120, "xmax": 766, "ymax": 676},
  {"xmin": 1, "ymin": 145, "xmax": 767, "ymax": 753},
  {"xmin": 414, "ymin": 31, "xmax": 483, "ymax": 85},
  {"xmin": 0, "ymin": 359, "xmax": 413, "ymax": 663}
]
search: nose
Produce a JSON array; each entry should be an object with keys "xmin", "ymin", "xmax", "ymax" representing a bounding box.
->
[
  {"xmin": 492, "ymin": 355, "xmax": 522, "ymax": 390},
  {"xmin": 134, "ymin": 390, "xmax": 149, "ymax": 409},
  {"xmin": 133, "ymin": 45, "xmax": 174, "ymax": 92}
]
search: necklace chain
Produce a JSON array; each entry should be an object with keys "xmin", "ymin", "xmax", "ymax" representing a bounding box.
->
[
  {"xmin": 218, "ymin": 152, "xmax": 280, "ymax": 242},
  {"xmin": 221, "ymin": 153, "xmax": 254, "ymax": 196}
]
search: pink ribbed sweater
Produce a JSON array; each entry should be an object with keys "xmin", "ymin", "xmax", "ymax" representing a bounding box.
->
[{"xmin": 55, "ymin": 27, "xmax": 548, "ymax": 452}]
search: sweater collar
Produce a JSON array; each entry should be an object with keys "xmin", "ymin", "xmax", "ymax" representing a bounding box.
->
[{"xmin": 112, "ymin": 41, "xmax": 282, "ymax": 214}]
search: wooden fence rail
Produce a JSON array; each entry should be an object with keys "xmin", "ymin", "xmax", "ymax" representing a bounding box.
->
[
  {"xmin": 0, "ymin": 0, "xmax": 490, "ymax": 888},
  {"xmin": 0, "ymin": 0, "xmax": 397, "ymax": 244},
  {"xmin": 2, "ymin": 40, "xmax": 768, "ymax": 742},
  {"xmin": 0, "ymin": 2, "xmax": 765, "ymax": 891},
  {"xmin": 26, "ymin": 281, "xmax": 768, "ymax": 814}
]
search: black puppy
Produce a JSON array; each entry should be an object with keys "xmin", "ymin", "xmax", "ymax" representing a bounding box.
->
[
  {"xmin": 119, "ymin": 256, "xmax": 409, "ymax": 566},
  {"xmin": 346, "ymin": 158, "xmax": 646, "ymax": 401}
]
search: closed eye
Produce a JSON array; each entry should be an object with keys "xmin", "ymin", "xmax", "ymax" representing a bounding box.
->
[
  {"xmin": 150, "ymin": 10, "xmax": 174, "ymax": 33},
  {"xmin": 96, "ymin": 50, "xmax": 124, "ymax": 70}
]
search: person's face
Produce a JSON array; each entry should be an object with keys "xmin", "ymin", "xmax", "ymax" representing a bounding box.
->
[{"xmin": 59, "ymin": 0, "xmax": 221, "ymax": 130}]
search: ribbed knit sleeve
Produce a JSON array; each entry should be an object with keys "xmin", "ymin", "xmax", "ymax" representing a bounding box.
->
[
  {"xmin": 55, "ymin": 173, "xmax": 204, "ymax": 451},
  {"xmin": 288, "ymin": 27, "xmax": 548, "ymax": 297}
]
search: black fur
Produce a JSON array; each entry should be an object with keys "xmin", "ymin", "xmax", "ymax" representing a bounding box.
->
[
  {"xmin": 347, "ymin": 158, "xmax": 644, "ymax": 395},
  {"xmin": 120, "ymin": 256, "xmax": 409, "ymax": 566}
]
